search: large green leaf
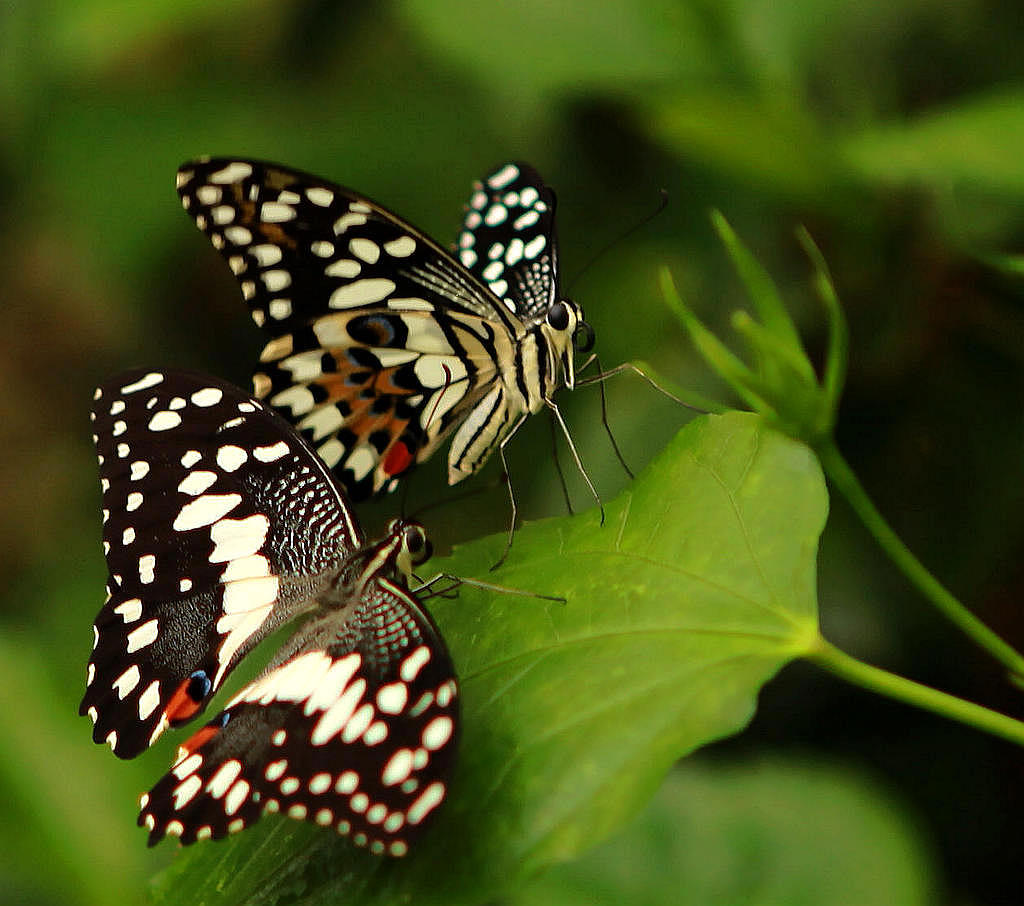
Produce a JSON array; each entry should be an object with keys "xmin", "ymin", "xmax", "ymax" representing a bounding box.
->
[{"xmin": 150, "ymin": 412, "xmax": 827, "ymax": 905}]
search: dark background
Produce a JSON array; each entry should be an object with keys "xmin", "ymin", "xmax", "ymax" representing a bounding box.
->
[{"xmin": 3, "ymin": 2, "xmax": 1023, "ymax": 904}]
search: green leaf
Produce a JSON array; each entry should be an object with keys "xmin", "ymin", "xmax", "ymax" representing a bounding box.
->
[
  {"xmin": 843, "ymin": 89, "xmax": 1024, "ymax": 194},
  {"xmin": 45, "ymin": 0, "xmax": 271, "ymax": 73},
  {"xmin": 711, "ymin": 211, "xmax": 811, "ymax": 378},
  {"xmin": 510, "ymin": 758, "xmax": 939, "ymax": 906},
  {"xmin": 398, "ymin": 0, "xmax": 709, "ymax": 96},
  {"xmin": 150, "ymin": 413, "xmax": 827, "ymax": 905},
  {"xmin": 980, "ymin": 251, "xmax": 1024, "ymax": 278},
  {"xmin": 644, "ymin": 91, "xmax": 837, "ymax": 199},
  {"xmin": 0, "ymin": 633, "xmax": 159, "ymax": 906}
]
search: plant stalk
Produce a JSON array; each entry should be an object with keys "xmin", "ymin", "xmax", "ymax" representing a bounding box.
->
[
  {"xmin": 816, "ymin": 437, "xmax": 1024, "ymax": 681},
  {"xmin": 807, "ymin": 637, "xmax": 1024, "ymax": 747}
]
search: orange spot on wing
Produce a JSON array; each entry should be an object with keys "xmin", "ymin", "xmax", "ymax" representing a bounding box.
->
[
  {"xmin": 164, "ymin": 677, "xmax": 204, "ymax": 725},
  {"xmin": 315, "ymin": 358, "xmax": 419, "ymax": 401},
  {"xmin": 179, "ymin": 723, "xmax": 221, "ymax": 757}
]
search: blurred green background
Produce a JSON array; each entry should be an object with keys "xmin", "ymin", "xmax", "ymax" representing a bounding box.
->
[{"xmin": 3, "ymin": 1, "xmax": 1023, "ymax": 904}]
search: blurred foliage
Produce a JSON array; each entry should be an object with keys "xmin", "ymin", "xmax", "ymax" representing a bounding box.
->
[
  {"xmin": 509, "ymin": 758, "xmax": 938, "ymax": 906},
  {"xmin": 2, "ymin": 1, "xmax": 1023, "ymax": 905}
]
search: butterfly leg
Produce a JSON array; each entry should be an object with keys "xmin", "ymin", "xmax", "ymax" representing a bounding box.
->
[
  {"xmin": 576, "ymin": 360, "xmax": 702, "ymax": 480},
  {"xmin": 588, "ymin": 354, "xmax": 634, "ymax": 480},
  {"xmin": 548, "ymin": 408, "xmax": 574, "ymax": 514},
  {"xmin": 416, "ymin": 572, "xmax": 565, "ymax": 604},
  {"xmin": 490, "ymin": 423, "xmax": 522, "ymax": 572},
  {"xmin": 576, "ymin": 360, "xmax": 695, "ymax": 408},
  {"xmin": 544, "ymin": 397, "xmax": 604, "ymax": 526}
]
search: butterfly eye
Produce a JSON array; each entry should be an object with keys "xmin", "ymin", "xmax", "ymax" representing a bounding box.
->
[
  {"xmin": 546, "ymin": 301, "xmax": 571, "ymax": 332},
  {"xmin": 574, "ymin": 320, "xmax": 596, "ymax": 353}
]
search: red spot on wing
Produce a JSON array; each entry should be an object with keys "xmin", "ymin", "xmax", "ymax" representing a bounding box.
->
[
  {"xmin": 383, "ymin": 441, "xmax": 414, "ymax": 476},
  {"xmin": 164, "ymin": 677, "xmax": 204, "ymax": 725}
]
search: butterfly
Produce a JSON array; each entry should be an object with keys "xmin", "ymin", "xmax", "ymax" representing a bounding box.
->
[
  {"xmin": 175, "ymin": 158, "xmax": 597, "ymax": 506},
  {"xmin": 80, "ymin": 368, "xmax": 458, "ymax": 854}
]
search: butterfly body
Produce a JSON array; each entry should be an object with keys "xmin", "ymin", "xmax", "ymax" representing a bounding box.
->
[
  {"xmin": 176, "ymin": 158, "xmax": 592, "ymax": 501},
  {"xmin": 81, "ymin": 369, "xmax": 458, "ymax": 853}
]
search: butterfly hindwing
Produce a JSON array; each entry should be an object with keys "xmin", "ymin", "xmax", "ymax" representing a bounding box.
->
[
  {"xmin": 82, "ymin": 369, "xmax": 360, "ymax": 758},
  {"xmin": 455, "ymin": 161, "xmax": 560, "ymax": 320},
  {"xmin": 252, "ymin": 305, "xmax": 505, "ymax": 500},
  {"xmin": 139, "ymin": 572, "xmax": 459, "ymax": 854}
]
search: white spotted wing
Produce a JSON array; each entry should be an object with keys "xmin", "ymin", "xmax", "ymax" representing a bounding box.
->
[
  {"xmin": 176, "ymin": 158, "xmax": 590, "ymax": 501},
  {"xmin": 82, "ymin": 369, "xmax": 363, "ymax": 758},
  {"xmin": 139, "ymin": 575, "xmax": 458, "ymax": 854},
  {"xmin": 82, "ymin": 369, "xmax": 459, "ymax": 853}
]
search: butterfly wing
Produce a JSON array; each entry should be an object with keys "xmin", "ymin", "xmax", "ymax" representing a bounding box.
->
[
  {"xmin": 81, "ymin": 369, "xmax": 362, "ymax": 758},
  {"xmin": 138, "ymin": 571, "xmax": 459, "ymax": 855},
  {"xmin": 455, "ymin": 161, "xmax": 560, "ymax": 322},
  {"xmin": 176, "ymin": 158, "xmax": 524, "ymax": 499}
]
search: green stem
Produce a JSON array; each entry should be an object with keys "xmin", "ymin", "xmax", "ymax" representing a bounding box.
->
[
  {"xmin": 816, "ymin": 437, "xmax": 1024, "ymax": 681},
  {"xmin": 807, "ymin": 637, "xmax": 1024, "ymax": 747}
]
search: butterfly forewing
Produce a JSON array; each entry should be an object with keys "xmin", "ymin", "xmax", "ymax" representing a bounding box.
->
[
  {"xmin": 82, "ymin": 369, "xmax": 361, "ymax": 758},
  {"xmin": 139, "ymin": 574, "xmax": 458, "ymax": 854},
  {"xmin": 176, "ymin": 158, "xmax": 583, "ymax": 502}
]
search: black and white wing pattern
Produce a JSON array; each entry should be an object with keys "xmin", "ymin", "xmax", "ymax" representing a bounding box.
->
[
  {"xmin": 454, "ymin": 161, "xmax": 560, "ymax": 320},
  {"xmin": 176, "ymin": 158, "xmax": 593, "ymax": 501},
  {"xmin": 82, "ymin": 369, "xmax": 458, "ymax": 853}
]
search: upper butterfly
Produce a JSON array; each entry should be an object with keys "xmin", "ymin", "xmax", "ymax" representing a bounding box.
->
[
  {"xmin": 175, "ymin": 158, "xmax": 595, "ymax": 501},
  {"xmin": 81, "ymin": 369, "xmax": 458, "ymax": 854}
]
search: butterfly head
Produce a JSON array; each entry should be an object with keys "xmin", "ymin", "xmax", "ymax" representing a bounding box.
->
[
  {"xmin": 542, "ymin": 298, "xmax": 593, "ymax": 391},
  {"xmin": 385, "ymin": 519, "xmax": 433, "ymax": 579}
]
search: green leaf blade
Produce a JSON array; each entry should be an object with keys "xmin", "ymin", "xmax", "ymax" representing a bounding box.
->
[{"xmin": 151, "ymin": 413, "xmax": 827, "ymax": 905}]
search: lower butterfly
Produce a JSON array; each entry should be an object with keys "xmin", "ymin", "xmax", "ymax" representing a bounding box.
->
[{"xmin": 80, "ymin": 369, "xmax": 458, "ymax": 855}]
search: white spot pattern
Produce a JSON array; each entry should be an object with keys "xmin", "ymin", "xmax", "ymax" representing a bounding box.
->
[
  {"xmin": 148, "ymin": 410, "xmax": 182, "ymax": 432},
  {"xmin": 138, "ymin": 680, "xmax": 161, "ymax": 720},
  {"xmin": 173, "ymin": 493, "xmax": 242, "ymax": 532},
  {"xmin": 126, "ymin": 619, "xmax": 158, "ymax": 652},
  {"xmin": 206, "ymin": 760, "xmax": 243, "ymax": 799},
  {"xmin": 120, "ymin": 372, "xmax": 164, "ymax": 395}
]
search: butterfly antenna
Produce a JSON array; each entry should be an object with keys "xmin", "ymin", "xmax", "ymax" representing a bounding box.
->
[
  {"xmin": 415, "ymin": 571, "xmax": 565, "ymax": 605},
  {"xmin": 566, "ymin": 188, "xmax": 669, "ymax": 291},
  {"xmin": 576, "ymin": 362, "xmax": 702, "ymax": 413}
]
